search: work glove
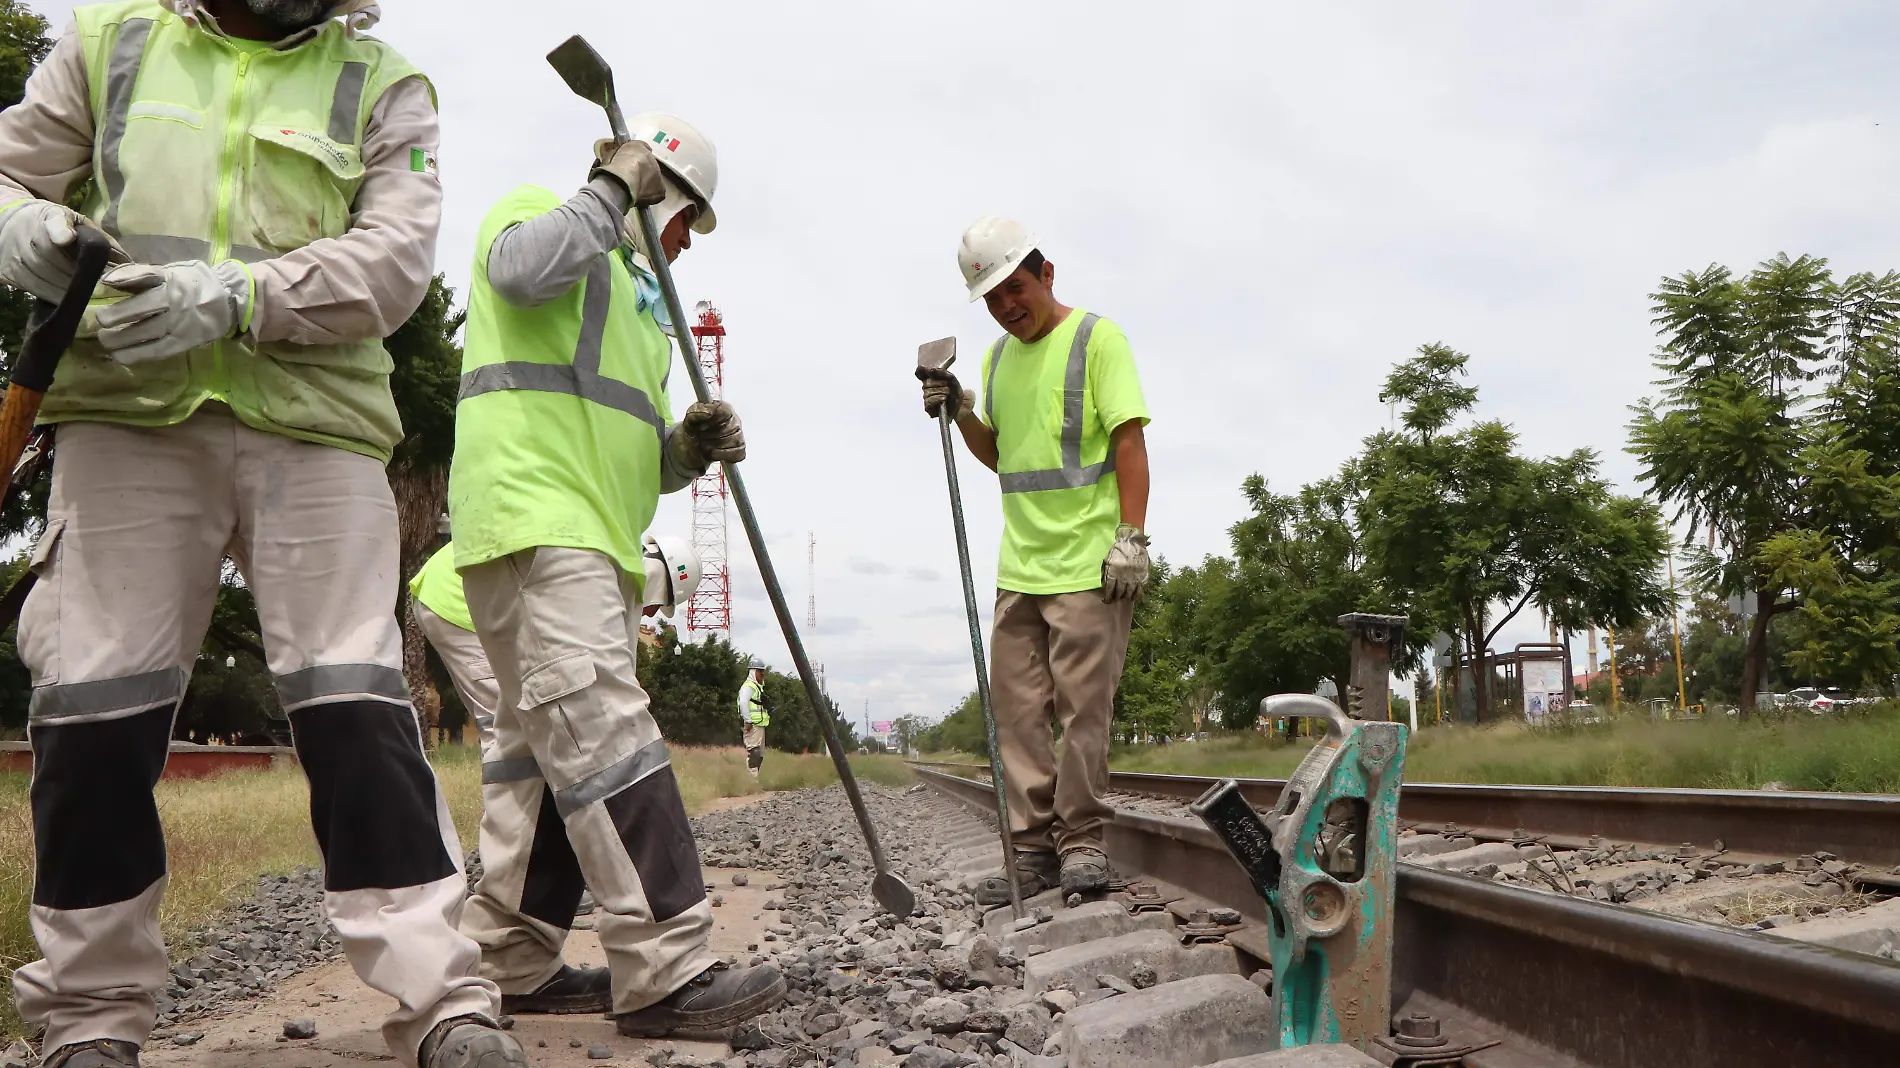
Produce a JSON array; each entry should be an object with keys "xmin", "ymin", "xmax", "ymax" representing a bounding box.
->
[
  {"xmin": 917, "ymin": 367, "xmax": 975, "ymax": 421},
  {"xmin": 95, "ymin": 260, "xmax": 250, "ymax": 365},
  {"xmin": 1101, "ymin": 523, "xmax": 1151, "ymax": 603},
  {"xmin": 0, "ymin": 200, "xmax": 88, "ymax": 303},
  {"xmin": 669, "ymin": 400, "xmax": 746, "ymax": 476},
  {"xmin": 592, "ymin": 138, "xmax": 666, "ymax": 208}
]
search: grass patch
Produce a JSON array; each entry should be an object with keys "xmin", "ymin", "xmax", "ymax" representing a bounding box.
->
[
  {"xmin": 1086, "ymin": 709, "xmax": 1900, "ymax": 792},
  {"xmin": 0, "ymin": 743, "xmax": 907, "ymax": 1038}
]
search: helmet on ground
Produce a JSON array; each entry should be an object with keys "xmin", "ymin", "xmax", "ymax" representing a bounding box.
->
[
  {"xmin": 957, "ymin": 216, "xmax": 1037, "ymax": 302},
  {"xmin": 625, "ymin": 111, "xmax": 718, "ymax": 234},
  {"xmin": 641, "ymin": 534, "xmax": 702, "ymax": 618}
]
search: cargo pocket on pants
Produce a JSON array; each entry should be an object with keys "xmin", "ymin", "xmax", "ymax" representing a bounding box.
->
[
  {"xmin": 519, "ymin": 651, "xmax": 601, "ymax": 782},
  {"xmin": 602, "ymin": 764, "xmax": 704, "ymax": 921}
]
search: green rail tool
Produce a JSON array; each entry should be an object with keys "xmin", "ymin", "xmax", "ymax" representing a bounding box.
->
[{"xmin": 1192, "ymin": 692, "xmax": 1408, "ymax": 1051}]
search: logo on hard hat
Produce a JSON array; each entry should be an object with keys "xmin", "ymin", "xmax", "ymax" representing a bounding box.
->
[{"xmin": 651, "ymin": 130, "xmax": 681, "ymax": 152}]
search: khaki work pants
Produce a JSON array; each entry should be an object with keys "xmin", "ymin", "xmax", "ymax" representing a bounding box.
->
[
  {"xmin": 990, "ymin": 589, "xmax": 1135, "ymax": 855},
  {"xmin": 12, "ymin": 408, "xmax": 496, "ymax": 1064},
  {"xmin": 460, "ymin": 547, "xmax": 714, "ymax": 1013},
  {"xmin": 415, "ymin": 601, "xmax": 499, "ymax": 755}
]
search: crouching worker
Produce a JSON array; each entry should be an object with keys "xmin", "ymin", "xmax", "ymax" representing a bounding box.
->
[{"xmin": 447, "ymin": 110, "xmax": 785, "ymax": 1037}]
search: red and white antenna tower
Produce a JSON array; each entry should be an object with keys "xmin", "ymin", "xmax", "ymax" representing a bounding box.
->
[{"xmin": 686, "ymin": 302, "xmax": 731, "ymax": 637}]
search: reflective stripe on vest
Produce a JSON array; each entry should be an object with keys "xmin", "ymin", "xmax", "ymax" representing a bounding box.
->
[
  {"xmin": 456, "ymin": 255, "xmax": 665, "ymax": 434},
  {"xmin": 48, "ymin": 2, "xmax": 427, "ymax": 461},
  {"xmin": 984, "ymin": 312, "xmax": 1115, "ymax": 494}
]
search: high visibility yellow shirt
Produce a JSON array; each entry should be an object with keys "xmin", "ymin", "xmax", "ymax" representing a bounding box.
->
[
  {"xmin": 409, "ymin": 542, "xmax": 471, "ymax": 631},
  {"xmin": 980, "ymin": 309, "xmax": 1148, "ymax": 594}
]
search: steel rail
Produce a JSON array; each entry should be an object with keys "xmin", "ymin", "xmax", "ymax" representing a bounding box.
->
[
  {"xmin": 909, "ymin": 760, "xmax": 1900, "ymax": 870},
  {"xmin": 912, "ymin": 764, "xmax": 1900, "ymax": 1068}
]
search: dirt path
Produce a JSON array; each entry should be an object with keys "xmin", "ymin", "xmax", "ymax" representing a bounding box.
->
[{"xmin": 145, "ymin": 867, "xmax": 779, "ymax": 1066}]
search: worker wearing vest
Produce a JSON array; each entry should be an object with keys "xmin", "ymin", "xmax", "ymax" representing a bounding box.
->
[
  {"xmin": 411, "ymin": 535, "xmax": 700, "ymax": 1014},
  {"xmin": 919, "ymin": 217, "xmax": 1152, "ymax": 905},
  {"xmin": 0, "ymin": 4, "xmax": 525, "ymax": 1067},
  {"xmin": 737, "ymin": 659, "xmax": 769, "ymax": 778},
  {"xmin": 448, "ymin": 111, "xmax": 785, "ymax": 1038}
]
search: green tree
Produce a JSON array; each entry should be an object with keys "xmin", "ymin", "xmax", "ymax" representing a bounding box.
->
[
  {"xmin": 387, "ymin": 276, "xmax": 466, "ymax": 737},
  {"xmin": 1632, "ymin": 257, "xmax": 1900, "ymax": 710},
  {"xmin": 917, "ymin": 691, "xmax": 988, "ymax": 757},
  {"xmin": 637, "ymin": 629, "xmax": 749, "ymax": 744},
  {"xmin": 1115, "ymin": 559, "xmax": 1192, "ymax": 741},
  {"xmin": 889, "ymin": 714, "xmax": 929, "ymax": 756},
  {"xmin": 0, "ymin": 0, "xmax": 51, "ymax": 372},
  {"xmin": 1165, "ymin": 473, "xmax": 1410, "ymax": 730},
  {"xmin": 1364, "ymin": 345, "xmax": 1667, "ymax": 720}
]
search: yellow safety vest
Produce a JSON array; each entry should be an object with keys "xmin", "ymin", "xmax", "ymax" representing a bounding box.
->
[
  {"xmin": 449, "ymin": 185, "xmax": 673, "ymax": 586},
  {"xmin": 40, "ymin": 1, "xmax": 428, "ymax": 461}
]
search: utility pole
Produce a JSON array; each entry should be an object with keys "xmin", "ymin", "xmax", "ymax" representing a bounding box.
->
[
  {"xmin": 807, "ymin": 532, "xmax": 817, "ymax": 630},
  {"xmin": 1668, "ymin": 550, "xmax": 1688, "ymax": 715},
  {"xmin": 1607, "ymin": 628, "xmax": 1619, "ymax": 716}
]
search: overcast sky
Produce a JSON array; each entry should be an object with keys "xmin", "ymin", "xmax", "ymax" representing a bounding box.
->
[{"xmin": 32, "ymin": 1, "xmax": 1900, "ymax": 728}]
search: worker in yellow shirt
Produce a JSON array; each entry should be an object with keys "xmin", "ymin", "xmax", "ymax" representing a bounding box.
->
[
  {"xmin": 736, "ymin": 659, "xmax": 769, "ymax": 779},
  {"xmin": 919, "ymin": 217, "xmax": 1151, "ymax": 905}
]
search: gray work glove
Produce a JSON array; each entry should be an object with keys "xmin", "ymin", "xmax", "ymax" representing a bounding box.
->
[
  {"xmin": 0, "ymin": 200, "xmax": 87, "ymax": 303},
  {"xmin": 95, "ymin": 260, "xmax": 250, "ymax": 364},
  {"xmin": 670, "ymin": 400, "xmax": 746, "ymax": 476},
  {"xmin": 592, "ymin": 138, "xmax": 666, "ymax": 208},
  {"xmin": 1101, "ymin": 523, "xmax": 1151, "ymax": 603},
  {"xmin": 918, "ymin": 367, "xmax": 975, "ymax": 421}
]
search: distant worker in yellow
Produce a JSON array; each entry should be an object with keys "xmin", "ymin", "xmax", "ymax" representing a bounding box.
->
[
  {"xmin": 918, "ymin": 218, "xmax": 1151, "ymax": 904},
  {"xmin": 737, "ymin": 659, "xmax": 769, "ymax": 779}
]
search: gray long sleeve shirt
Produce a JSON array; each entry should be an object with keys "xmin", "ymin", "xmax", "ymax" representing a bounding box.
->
[
  {"xmin": 0, "ymin": 20, "xmax": 441, "ymax": 346},
  {"xmin": 485, "ymin": 177, "xmax": 629, "ymax": 307}
]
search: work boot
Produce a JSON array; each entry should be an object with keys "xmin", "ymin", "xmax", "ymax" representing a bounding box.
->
[
  {"xmin": 974, "ymin": 849, "xmax": 1059, "ymax": 907},
  {"xmin": 575, "ymin": 891, "xmax": 598, "ymax": 916},
  {"xmin": 41, "ymin": 1041, "xmax": 139, "ymax": 1068},
  {"xmin": 1060, "ymin": 847, "xmax": 1112, "ymax": 897},
  {"xmin": 613, "ymin": 962, "xmax": 786, "ymax": 1037},
  {"xmin": 417, "ymin": 1014, "xmax": 529, "ymax": 1068},
  {"xmin": 501, "ymin": 963, "xmax": 612, "ymax": 1014}
]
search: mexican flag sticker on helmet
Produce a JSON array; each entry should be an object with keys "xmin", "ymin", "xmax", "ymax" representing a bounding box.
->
[{"xmin": 651, "ymin": 131, "xmax": 681, "ymax": 152}]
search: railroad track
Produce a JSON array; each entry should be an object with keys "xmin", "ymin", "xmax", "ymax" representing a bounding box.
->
[
  {"xmin": 913, "ymin": 761, "xmax": 1900, "ymax": 886},
  {"xmin": 911, "ymin": 762, "xmax": 1900, "ymax": 1068}
]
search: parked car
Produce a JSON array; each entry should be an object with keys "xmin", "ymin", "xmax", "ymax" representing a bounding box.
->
[
  {"xmin": 1785, "ymin": 687, "xmax": 1861, "ymax": 713},
  {"xmin": 1564, "ymin": 699, "xmax": 1603, "ymax": 724}
]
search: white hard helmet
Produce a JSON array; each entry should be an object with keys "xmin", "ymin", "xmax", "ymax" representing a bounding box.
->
[
  {"xmin": 641, "ymin": 534, "xmax": 703, "ymax": 618},
  {"xmin": 625, "ymin": 111, "xmax": 718, "ymax": 234},
  {"xmin": 957, "ymin": 216, "xmax": 1038, "ymax": 302}
]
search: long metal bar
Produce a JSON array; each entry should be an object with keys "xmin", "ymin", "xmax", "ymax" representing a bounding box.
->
[
  {"xmin": 936, "ymin": 406, "xmax": 1023, "ymax": 918},
  {"xmin": 911, "ymin": 764, "xmax": 1900, "ymax": 1068},
  {"xmin": 910, "ymin": 761, "xmax": 1900, "ymax": 869},
  {"xmin": 632, "ymin": 204, "xmax": 907, "ymax": 913}
]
